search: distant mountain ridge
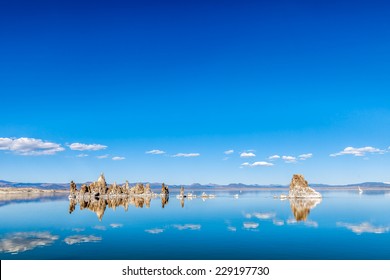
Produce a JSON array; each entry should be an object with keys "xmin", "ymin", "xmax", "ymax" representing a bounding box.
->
[{"xmin": 1, "ymin": 179, "xmax": 390, "ymax": 191}]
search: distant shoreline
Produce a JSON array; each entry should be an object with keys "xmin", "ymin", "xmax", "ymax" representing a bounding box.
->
[{"xmin": 1, "ymin": 186, "xmax": 390, "ymax": 194}]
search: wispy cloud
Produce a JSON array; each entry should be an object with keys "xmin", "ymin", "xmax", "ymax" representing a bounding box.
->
[
  {"xmin": 240, "ymin": 152, "xmax": 256, "ymax": 158},
  {"xmin": 224, "ymin": 149, "xmax": 234, "ymax": 155},
  {"xmin": 112, "ymin": 156, "xmax": 125, "ymax": 160},
  {"xmin": 282, "ymin": 155, "xmax": 297, "ymax": 163},
  {"xmin": 76, "ymin": 153, "xmax": 88, "ymax": 158},
  {"xmin": 172, "ymin": 153, "xmax": 200, "ymax": 157},
  {"xmin": 330, "ymin": 146, "xmax": 384, "ymax": 157},
  {"xmin": 69, "ymin": 143, "xmax": 107, "ymax": 151},
  {"xmin": 96, "ymin": 154, "xmax": 109, "ymax": 159},
  {"xmin": 173, "ymin": 224, "xmax": 201, "ymax": 230},
  {"xmin": 337, "ymin": 222, "xmax": 390, "ymax": 234},
  {"xmin": 0, "ymin": 231, "xmax": 59, "ymax": 254},
  {"xmin": 0, "ymin": 137, "xmax": 64, "ymax": 156},
  {"xmin": 64, "ymin": 235, "xmax": 102, "ymax": 245},
  {"xmin": 298, "ymin": 153, "xmax": 313, "ymax": 160},
  {"xmin": 268, "ymin": 155, "xmax": 280, "ymax": 160},
  {"xmin": 146, "ymin": 149, "xmax": 165, "ymax": 155},
  {"xmin": 241, "ymin": 161, "xmax": 273, "ymax": 167},
  {"xmin": 145, "ymin": 228, "xmax": 164, "ymax": 234}
]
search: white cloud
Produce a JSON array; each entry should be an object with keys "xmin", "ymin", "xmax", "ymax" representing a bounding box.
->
[
  {"xmin": 240, "ymin": 152, "xmax": 256, "ymax": 158},
  {"xmin": 241, "ymin": 161, "xmax": 274, "ymax": 167},
  {"xmin": 268, "ymin": 155, "xmax": 280, "ymax": 160},
  {"xmin": 243, "ymin": 222, "xmax": 259, "ymax": 229},
  {"xmin": 173, "ymin": 224, "xmax": 201, "ymax": 230},
  {"xmin": 298, "ymin": 153, "xmax": 313, "ymax": 160},
  {"xmin": 282, "ymin": 155, "xmax": 297, "ymax": 163},
  {"xmin": 76, "ymin": 153, "xmax": 88, "ymax": 158},
  {"xmin": 64, "ymin": 235, "xmax": 102, "ymax": 245},
  {"xmin": 172, "ymin": 153, "xmax": 200, "ymax": 157},
  {"xmin": 0, "ymin": 231, "xmax": 59, "ymax": 254},
  {"xmin": 337, "ymin": 222, "xmax": 390, "ymax": 234},
  {"xmin": 0, "ymin": 137, "xmax": 65, "ymax": 156},
  {"xmin": 96, "ymin": 154, "xmax": 109, "ymax": 159},
  {"xmin": 251, "ymin": 161, "xmax": 274, "ymax": 167},
  {"xmin": 69, "ymin": 143, "xmax": 107, "ymax": 151},
  {"xmin": 145, "ymin": 228, "xmax": 164, "ymax": 234},
  {"xmin": 224, "ymin": 149, "xmax": 234, "ymax": 155},
  {"xmin": 330, "ymin": 146, "xmax": 383, "ymax": 157},
  {"xmin": 146, "ymin": 149, "xmax": 165, "ymax": 155},
  {"xmin": 112, "ymin": 156, "xmax": 125, "ymax": 161}
]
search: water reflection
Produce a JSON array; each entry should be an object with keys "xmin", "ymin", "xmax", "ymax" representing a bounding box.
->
[
  {"xmin": 69, "ymin": 196, "xmax": 169, "ymax": 221},
  {"xmin": 0, "ymin": 231, "xmax": 59, "ymax": 254},
  {"xmin": 289, "ymin": 198, "xmax": 321, "ymax": 221}
]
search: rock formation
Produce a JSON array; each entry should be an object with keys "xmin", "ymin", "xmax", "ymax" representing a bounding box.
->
[
  {"xmin": 69, "ymin": 181, "xmax": 77, "ymax": 196},
  {"xmin": 161, "ymin": 183, "xmax": 169, "ymax": 196},
  {"xmin": 288, "ymin": 174, "xmax": 321, "ymax": 198}
]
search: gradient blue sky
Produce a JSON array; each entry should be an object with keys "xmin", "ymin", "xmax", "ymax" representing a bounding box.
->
[{"xmin": 1, "ymin": 0, "xmax": 390, "ymax": 185}]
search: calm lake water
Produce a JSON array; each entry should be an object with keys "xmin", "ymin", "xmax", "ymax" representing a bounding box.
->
[{"xmin": 1, "ymin": 190, "xmax": 390, "ymax": 260}]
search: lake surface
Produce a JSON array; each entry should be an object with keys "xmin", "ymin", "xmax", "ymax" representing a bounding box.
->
[{"xmin": 1, "ymin": 190, "xmax": 390, "ymax": 260}]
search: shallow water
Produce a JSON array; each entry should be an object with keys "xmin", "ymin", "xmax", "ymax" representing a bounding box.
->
[{"xmin": 1, "ymin": 190, "xmax": 390, "ymax": 260}]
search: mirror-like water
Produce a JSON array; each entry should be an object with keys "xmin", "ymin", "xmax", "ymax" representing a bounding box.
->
[{"xmin": 1, "ymin": 191, "xmax": 390, "ymax": 259}]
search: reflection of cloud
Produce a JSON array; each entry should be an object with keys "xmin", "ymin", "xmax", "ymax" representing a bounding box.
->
[
  {"xmin": 110, "ymin": 223, "xmax": 123, "ymax": 228},
  {"xmin": 244, "ymin": 212, "xmax": 275, "ymax": 220},
  {"xmin": 330, "ymin": 146, "xmax": 384, "ymax": 157},
  {"xmin": 287, "ymin": 219, "xmax": 318, "ymax": 228},
  {"xmin": 0, "ymin": 231, "xmax": 59, "ymax": 254},
  {"xmin": 243, "ymin": 222, "xmax": 259, "ymax": 229},
  {"xmin": 173, "ymin": 224, "xmax": 201, "ymax": 230},
  {"xmin": 64, "ymin": 235, "xmax": 102, "ymax": 245},
  {"xmin": 273, "ymin": 219, "xmax": 284, "ymax": 226},
  {"xmin": 227, "ymin": 226, "xmax": 237, "ymax": 232},
  {"xmin": 72, "ymin": 228, "xmax": 85, "ymax": 232},
  {"xmin": 337, "ymin": 222, "xmax": 390, "ymax": 235},
  {"xmin": 252, "ymin": 212, "xmax": 276, "ymax": 220},
  {"xmin": 93, "ymin": 225, "xmax": 106, "ymax": 231},
  {"xmin": 145, "ymin": 228, "xmax": 164, "ymax": 234}
]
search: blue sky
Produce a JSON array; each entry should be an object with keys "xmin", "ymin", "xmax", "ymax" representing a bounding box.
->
[{"xmin": 1, "ymin": 0, "xmax": 390, "ymax": 185}]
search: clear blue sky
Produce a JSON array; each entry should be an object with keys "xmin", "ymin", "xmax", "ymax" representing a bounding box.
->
[{"xmin": 1, "ymin": 0, "xmax": 390, "ymax": 185}]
